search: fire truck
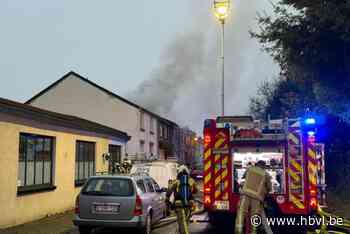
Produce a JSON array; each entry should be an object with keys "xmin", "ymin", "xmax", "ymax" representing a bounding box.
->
[{"xmin": 202, "ymin": 116, "xmax": 326, "ymax": 224}]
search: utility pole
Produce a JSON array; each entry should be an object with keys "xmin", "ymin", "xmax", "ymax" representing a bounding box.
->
[{"xmin": 213, "ymin": 0, "xmax": 230, "ymax": 116}]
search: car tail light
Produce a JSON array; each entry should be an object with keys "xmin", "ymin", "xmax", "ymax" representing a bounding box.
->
[
  {"xmin": 133, "ymin": 194, "xmax": 143, "ymax": 216},
  {"xmin": 75, "ymin": 195, "xmax": 80, "ymax": 214}
]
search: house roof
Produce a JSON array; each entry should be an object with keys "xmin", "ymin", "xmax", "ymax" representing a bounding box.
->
[
  {"xmin": 0, "ymin": 97, "xmax": 131, "ymax": 141},
  {"xmin": 25, "ymin": 71, "xmax": 178, "ymax": 127}
]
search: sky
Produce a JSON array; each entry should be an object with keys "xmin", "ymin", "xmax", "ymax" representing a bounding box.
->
[{"xmin": 0, "ymin": 0, "xmax": 278, "ymax": 133}]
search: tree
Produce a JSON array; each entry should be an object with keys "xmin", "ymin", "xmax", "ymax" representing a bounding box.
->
[
  {"xmin": 249, "ymin": 78, "xmax": 317, "ymax": 119},
  {"xmin": 251, "ymin": 0, "xmax": 350, "ymax": 119},
  {"xmin": 250, "ymin": 0, "xmax": 350, "ymax": 205}
]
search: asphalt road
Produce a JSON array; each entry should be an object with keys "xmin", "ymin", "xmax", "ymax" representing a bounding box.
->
[{"xmin": 66, "ymin": 212, "xmax": 234, "ymax": 234}]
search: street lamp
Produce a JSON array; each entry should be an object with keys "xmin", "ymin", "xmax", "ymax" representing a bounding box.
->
[{"xmin": 213, "ymin": 0, "xmax": 230, "ymax": 116}]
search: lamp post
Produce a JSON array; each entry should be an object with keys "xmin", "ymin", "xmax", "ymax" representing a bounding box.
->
[{"xmin": 213, "ymin": 0, "xmax": 230, "ymax": 116}]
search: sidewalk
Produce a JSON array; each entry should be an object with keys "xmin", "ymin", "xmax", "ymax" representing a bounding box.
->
[{"xmin": 0, "ymin": 210, "xmax": 75, "ymax": 234}]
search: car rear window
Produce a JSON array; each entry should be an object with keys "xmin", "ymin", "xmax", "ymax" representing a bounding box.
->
[{"xmin": 82, "ymin": 178, "xmax": 134, "ymax": 197}]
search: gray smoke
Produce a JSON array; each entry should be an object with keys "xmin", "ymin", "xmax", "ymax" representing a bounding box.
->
[{"xmin": 128, "ymin": 0, "xmax": 278, "ymax": 133}]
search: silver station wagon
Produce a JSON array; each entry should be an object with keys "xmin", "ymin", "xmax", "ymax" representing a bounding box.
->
[{"xmin": 73, "ymin": 173, "xmax": 167, "ymax": 234}]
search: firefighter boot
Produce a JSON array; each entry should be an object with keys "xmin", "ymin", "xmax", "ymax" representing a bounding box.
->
[{"xmin": 175, "ymin": 207, "xmax": 190, "ymax": 234}]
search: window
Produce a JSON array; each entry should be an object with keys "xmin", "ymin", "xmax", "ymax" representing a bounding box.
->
[
  {"xmin": 164, "ymin": 127, "xmax": 168, "ymax": 139},
  {"xmin": 75, "ymin": 141, "xmax": 95, "ymax": 185},
  {"xmin": 233, "ymin": 150, "xmax": 285, "ymax": 194},
  {"xmin": 82, "ymin": 178, "xmax": 134, "ymax": 197},
  {"xmin": 109, "ymin": 145, "xmax": 121, "ymax": 163},
  {"xmin": 159, "ymin": 125, "xmax": 164, "ymax": 138},
  {"xmin": 145, "ymin": 179, "xmax": 155, "ymax": 192},
  {"xmin": 149, "ymin": 142, "xmax": 154, "ymax": 155},
  {"xmin": 140, "ymin": 111, "xmax": 145, "ymax": 130},
  {"xmin": 18, "ymin": 133, "xmax": 54, "ymax": 194},
  {"xmin": 136, "ymin": 179, "xmax": 146, "ymax": 193},
  {"xmin": 150, "ymin": 117, "xmax": 154, "ymax": 133},
  {"xmin": 151, "ymin": 178, "xmax": 160, "ymax": 191},
  {"xmin": 140, "ymin": 141, "xmax": 145, "ymax": 153}
]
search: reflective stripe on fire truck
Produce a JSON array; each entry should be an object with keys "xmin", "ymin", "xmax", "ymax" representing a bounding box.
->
[
  {"xmin": 288, "ymin": 129, "xmax": 305, "ymax": 210},
  {"xmin": 204, "ymin": 145, "xmax": 212, "ymax": 187},
  {"xmin": 290, "ymin": 194, "xmax": 305, "ymax": 209},
  {"xmin": 213, "ymin": 131, "xmax": 230, "ymax": 201},
  {"xmin": 308, "ymin": 136, "xmax": 317, "ymax": 188}
]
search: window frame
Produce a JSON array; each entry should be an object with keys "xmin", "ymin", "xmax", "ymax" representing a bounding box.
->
[
  {"xmin": 17, "ymin": 133, "xmax": 56, "ymax": 195},
  {"xmin": 136, "ymin": 179, "xmax": 147, "ymax": 194},
  {"xmin": 150, "ymin": 117, "xmax": 154, "ymax": 134},
  {"xmin": 164, "ymin": 127, "xmax": 168, "ymax": 139},
  {"xmin": 151, "ymin": 178, "xmax": 161, "ymax": 191},
  {"xmin": 139, "ymin": 140, "xmax": 145, "ymax": 153},
  {"xmin": 75, "ymin": 140, "xmax": 96, "ymax": 187},
  {"xmin": 140, "ymin": 111, "xmax": 145, "ymax": 131},
  {"xmin": 145, "ymin": 178, "xmax": 155, "ymax": 193},
  {"xmin": 149, "ymin": 142, "xmax": 154, "ymax": 155}
]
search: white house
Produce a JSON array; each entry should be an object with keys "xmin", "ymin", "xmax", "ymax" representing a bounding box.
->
[{"xmin": 26, "ymin": 71, "xmax": 161, "ymax": 161}]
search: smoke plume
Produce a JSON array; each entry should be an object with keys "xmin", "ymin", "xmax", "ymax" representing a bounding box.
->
[{"xmin": 128, "ymin": 0, "xmax": 278, "ymax": 133}]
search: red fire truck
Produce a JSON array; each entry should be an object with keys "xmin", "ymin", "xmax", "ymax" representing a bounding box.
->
[{"xmin": 202, "ymin": 116, "xmax": 325, "ymax": 224}]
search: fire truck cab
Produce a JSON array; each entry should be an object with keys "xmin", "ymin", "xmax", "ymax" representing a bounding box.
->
[{"xmin": 202, "ymin": 116, "xmax": 325, "ymax": 224}]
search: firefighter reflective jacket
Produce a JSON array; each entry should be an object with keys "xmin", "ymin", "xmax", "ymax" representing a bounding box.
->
[
  {"xmin": 242, "ymin": 166, "xmax": 272, "ymax": 201},
  {"xmin": 166, "ymin": 176, "xmax": 198, "ymax": 207}
]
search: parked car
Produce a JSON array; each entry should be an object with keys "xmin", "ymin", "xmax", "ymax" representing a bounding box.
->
[
  {"xmin": 73, "ymin": 174, "xmax": 167, "ymax": 234},
  {"xmin": 131, "ymin": 161, "xmax": 179, "ymax": 216},
  {"xmin": 130, "ymin": 161, "xmax": 178, "ymax": 189}
]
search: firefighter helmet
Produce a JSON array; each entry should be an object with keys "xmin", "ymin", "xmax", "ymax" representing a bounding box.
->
[
  {"xmin": 178, "ymin": 165, "xmax": 190, "ymax": 175},
  {"xmin": 256, "ymin": 160, "xmax": 266, "ymax": 168}
]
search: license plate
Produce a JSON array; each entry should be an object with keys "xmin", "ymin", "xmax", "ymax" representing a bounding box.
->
[
  {"xmin": 214, "ymin": 201, "xmax": 229, "ymax": 210},
  {"xmin": 92, "ymin": 203, "xmax": 120, "ymax": 214}
]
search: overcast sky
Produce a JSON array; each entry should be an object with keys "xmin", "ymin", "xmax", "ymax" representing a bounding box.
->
[{"xmin": 0, "ymin": 0, "xmax": 278, "ymax": 132}]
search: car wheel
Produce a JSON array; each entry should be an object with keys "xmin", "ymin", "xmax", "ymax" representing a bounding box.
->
[
  {"xmin": 78, "ymin": 226, "xmax": 93, "ymax": 234},
  {"xmin": 140, "ymin": 213, "xmax": 152, "ymax": 234}
]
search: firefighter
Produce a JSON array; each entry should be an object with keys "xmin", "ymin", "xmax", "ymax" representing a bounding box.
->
[
  {"xmin": 235, "ymin": 160, "xmax": 272, "ymax": 234},
  {"xmin": 166, "ymin": 165, "xmax": 198, "ymax": 234},
  {"xmin": 121, "ymin": 158, "xmax": 132, "ymax": 174}
]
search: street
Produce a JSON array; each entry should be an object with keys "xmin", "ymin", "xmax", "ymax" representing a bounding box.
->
[{"xmin": 66, "ymin": 213, "xmax": 231, "ymax": 234}]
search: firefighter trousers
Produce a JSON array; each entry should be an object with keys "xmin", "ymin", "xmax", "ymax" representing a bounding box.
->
[
  {"xmin": 235, "ymin": 195, "xmax": 263, "ymax": 234},
  {"xmin": 175, "ymin": 206, "xmax": 190, "ymax": 234}
]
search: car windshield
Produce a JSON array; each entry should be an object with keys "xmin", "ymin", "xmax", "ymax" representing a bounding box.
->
[{"xmin": 82, "ymin": 178, "xmax": 134, "ymax": 196}]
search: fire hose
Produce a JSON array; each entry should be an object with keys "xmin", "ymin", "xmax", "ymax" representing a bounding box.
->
[
  {"xmin": 152, "ymin": 199, "xmax": 205, "ymax": 230},
  {"xmin": 312, "ymin": 206, "xmax": 350, "ymax": 234}
]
